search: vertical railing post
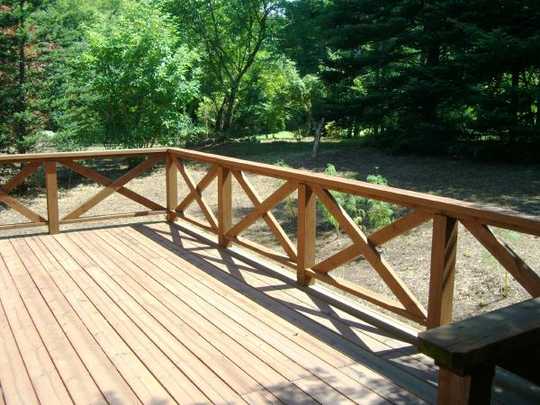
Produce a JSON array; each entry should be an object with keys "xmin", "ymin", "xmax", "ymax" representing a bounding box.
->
[
  {"xmin": 218, "ymin": 166, "xmax": 232, "ymax": 247},
  {"xmin": 428, "ymin": 215, "xmax": 465, "ymax": 403},
  {"xmin": 427, "ymin": 214, "xmax": 458, "ymax": 328},
  {"xmin": 166, "ymin": 152, "xmax": 178, "ymax": 222},
  {"xmin": 297, "ymin": 183, "xmax": 316, "ymax": 286},
  {"xmin": 44, "ymin": 161, "xmax": 59, "ymax": 235}
]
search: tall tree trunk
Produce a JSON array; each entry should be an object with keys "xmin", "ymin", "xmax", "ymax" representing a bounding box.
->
[
  {"xmin": 311, "ymin": 117, "xmax": 325, "ymax": 159},
  {"xmin": 14, "ymin": 0, "xmax": 28, "ymax": 153},
  {"xmin": 511, "ymin": 68, "xmax": 520, "ymax": 128},
  {"xmin": 222, "ymin": 83, "xmax": 239, "ymax": 133}
]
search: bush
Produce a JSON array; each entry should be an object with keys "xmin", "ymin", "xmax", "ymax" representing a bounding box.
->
[
  {"xmin": 320, "ymin": 164, "xmax": 394, "ymax": 233},
  {"xmin": 63, "ymin": 2, "xmax": 200, "ymax": 148}
]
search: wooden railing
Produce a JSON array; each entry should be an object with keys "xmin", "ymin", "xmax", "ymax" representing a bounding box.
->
[{"xmin": 1, "ymin": 148, "xmax": 539, "ymax": 330}]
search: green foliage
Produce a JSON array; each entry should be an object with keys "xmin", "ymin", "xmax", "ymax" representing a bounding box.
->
[
  {"xmin": 162, "ymin": 0, "xmax": 278, "ymax": 135},
  {"xmin": 234, "ymin": 56, "xmax": 325, "ymax": 135},
  {"xmin": 1, "ymin": 0, "xmax": 539, "ymax": 159},
  {"xmin": 62, "ymin": 1, "xmax": 200, "ymax": 148},
  {"xmin": 314, "ymin": 0, "xmax": 540, "ymax": 158},
  {"xmin": 320, "ymin": 164, "xmax": 394, "ymax": 233},
  {"xmin": 0, "ymin": 0, "xmax": 46, "ymax": 153}
]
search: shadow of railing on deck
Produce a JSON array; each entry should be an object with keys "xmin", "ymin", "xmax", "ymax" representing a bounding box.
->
[{"xmin": 132, "ymin": 222, "xmax": 438, "ymax": 403}]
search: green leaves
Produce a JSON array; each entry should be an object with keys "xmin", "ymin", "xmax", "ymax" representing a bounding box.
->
[{"xmin": 64, "ymin": 0, "xmax": 200, "ymax": 148}]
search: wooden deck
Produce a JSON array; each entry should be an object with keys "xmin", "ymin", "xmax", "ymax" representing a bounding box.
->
[{"xmin": 0, "ymin": 221, "xmax": 536, "ymax": 405}]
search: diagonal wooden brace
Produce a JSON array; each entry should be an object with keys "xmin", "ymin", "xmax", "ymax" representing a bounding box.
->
[
  {"xmin": 62, "ymin": 155, "xmax": 162, "ymax": 221},
  {"xmin": 313, "ymin": 185, "xmax": 427, "ymax": 322},
  {"xmin": 233, "ymin": 170, "xmax": 297, "ymax": 261},
  {"xmin": 175, "ymin": 160, "xmax": 218, "ymax": 230},
  {"xmin": 225, "ymin": 180, "xmax": 298, "ymax": 240}
]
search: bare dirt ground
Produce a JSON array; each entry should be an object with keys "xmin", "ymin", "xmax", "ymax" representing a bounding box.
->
[{"xmin": 1, "ymin": 140, "xmax": 539, "ymax": 326}]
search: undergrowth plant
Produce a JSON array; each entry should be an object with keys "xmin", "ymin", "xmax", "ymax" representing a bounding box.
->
[{"xmin": 321, "ymin": 164, "xmax": 394, "ymax": 234}]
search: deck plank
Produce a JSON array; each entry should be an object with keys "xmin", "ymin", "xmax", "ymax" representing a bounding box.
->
[
  {"xmin": 64, "ymin": 231, "xmax": 257, "ymax": 402},
  {"xmin": 0, "ymin": 222, "xmax": 452, "ymax": 405},
  {"xmin": 92, "ymin": 229, "xmax": 363, "ymax": 404},
  {"xmin": 0, "ymin": 241, "xmax": 73, "ymax": 405},
  {"xmin": 117, "ymin": 225, "xmax": 427, "ymax": 404},
  {"xmin": 0, "ymin": 278, "xmax": 39, "ymax": 405},
  {"xmin": 49, "ymin": 234, "xmax": 211, "ymax": 404},
  {"xmin": 18, "ymin": 237, "xmax": 142, "ymax": 405},
  {"xmin": 31, "ymin": 236, "xmax": 173, "ymax": 404},
  {"xmin": 2, "ymin": 240, "xmax": 105, "ymax": 405}
]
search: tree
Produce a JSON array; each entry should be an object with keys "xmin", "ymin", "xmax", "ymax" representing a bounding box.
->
[
  {"xmin": 64, "ymin": 1, "xmax": 200, "ymax": 148},
  {"xmin": 0, "ymin": 0, "xmax": 44, "ymax": 153},
  {"xmin": 319, "ymin": 0, "xmax": 540, "ymax": 154},
  {"xmin": 162, "ymin": 0, "xmax": 278, "ymax": 135}
]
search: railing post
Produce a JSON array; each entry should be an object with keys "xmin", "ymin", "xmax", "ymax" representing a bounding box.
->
[
  {"xmin": 218, "ymin": 166, "xmax": 232, "ymax": 247},
  {"xmin": 166, "ymin": 153, "xmax": 178, "ymax": 222},
  {"xmin": 428, "ymin": 215, "xmax": 464, "ymax": 403},
  {"xmin": 44, "ymin": 161, "xmax": 59, "ymax": 235},
  {"xmin": 427, "ymin": 214, "xmax": 458, "ymax": 328},
  {"xmin": 297, "ymin": 183, "xmax": 316, "ymax": 286}
]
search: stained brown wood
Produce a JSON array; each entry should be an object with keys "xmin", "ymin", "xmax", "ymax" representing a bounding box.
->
[
  {"xmin": 233, "ymin": 170, "xmax": 297, "ymax": 260},
  {"xmin": 59, "ymin": 210, "xmax": 166, "ymax": 225},
  {"xmin": 427, "ymin": 215, "xmax": 458, "ymax": 328},
  {"xmin": 226, "ymin": 180, "xmax": 298, "ymax": 239},
  {"xmin": 313, "ymin": 185, "xmax": 427, "ymax": 322},
  {"xmin": 0, "ymin": 189, "xmax": 46, "ymax": 223},
  {"xmin": 369, "ymin": 210, "xmax": 432, "ymax": 246},
  {"xmin": 0, "ymin": 147, "xmax": 538, "ymax": 335},
  {"xmin": 1, "ymin": 161, "xmax": 40, "ymax": 193},
  {"xmin": 297, "ymin": 184, "xmax": 316, "ymax": 286},
  {"xmin": 304, "ymin": 268, "xmax": 425, "ymax": 324},
  {"xmin": 0, "ymin": 148, "xmax": 167, "ymax": 163},
  {"xmin": 63, "ymin": 155, "xmax": 162, "ymax": 220},
  {"xmin": 0, "ymin": 224, "xmax": 441, "ymax": 405},
  {"xmin": 312, "ymin": 243, "xmax": 362, "ymax": 274},
  {"xmin": 218, "ymin": 166, "xmax": 232, "ymax": 247},
  {"xmin": 168, "ymin": 148, "xmax": 540, "ymax": 236},
  {"xmin": 1, "ymin": 147, "xmax": 539, "ymax": 235},
  {"xmin": 175, "ymin": 162, "xmax": 218, "ymax": 213},
  {"xmin": 420, "ymin": 297, "xmax": 540, "ymax": 374},
  {"xmin": 462, "ymin": 219, "xmax": 540, "ymax": 297},
  {"xmin": 165, "ymin": 154, "xmax": 178, "ymax": 222},
  {"xmin": 175, "ymin": 160, "xmax": 218, "ymax": 230},
  {"xmin": 232, "ymin": 236, "xmax": 296, "ymax": 268},
  {"xmin": 59, "ymin": 159, "xmax": 165, "ymax": 212},
  {"xmin": 44, "ymin": 161, "xmax": 59, "ymax": 234}
]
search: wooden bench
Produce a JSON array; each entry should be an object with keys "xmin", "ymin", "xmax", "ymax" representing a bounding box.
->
[{"xmin": 418, "ymin": 297, "xmax": 540, "ymax": 404}]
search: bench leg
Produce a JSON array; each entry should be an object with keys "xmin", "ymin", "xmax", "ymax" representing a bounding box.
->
[{"xmin": 437, "ymin": 365, "xmax": 495, "ymax": 405}]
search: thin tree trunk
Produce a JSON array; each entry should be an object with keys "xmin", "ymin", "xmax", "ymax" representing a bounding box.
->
[
  {"xmin": 311, "ymin": 118, "xmax": 325, "ymax": 159},
  {"xmin": 15, "ymin": 0, "xmax": 28, "ymax": 153}
]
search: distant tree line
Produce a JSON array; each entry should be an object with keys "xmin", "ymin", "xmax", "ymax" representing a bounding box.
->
[{"xmin": 1, "ymin": 0, "xmax": 539, "ymax": 159}]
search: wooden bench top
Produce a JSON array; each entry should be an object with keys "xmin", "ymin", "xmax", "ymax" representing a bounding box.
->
[{"xmin": 418, "ymin": 297, "xmax": 540, "ymax": 375}]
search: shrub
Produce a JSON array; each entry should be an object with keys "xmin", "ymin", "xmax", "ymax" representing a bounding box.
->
[{"xmin": 320, "ymin": 164, "xmax": 394, "ymax": 233}]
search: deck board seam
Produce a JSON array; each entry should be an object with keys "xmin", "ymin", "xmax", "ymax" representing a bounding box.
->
[
  {"xmin": 64, "ymin": 231, "xmax": 249, "ymax": 403},
  {"xmin": 157, "ymin": 221, "xmax": 438, "ymax": 400},
  {"xmin": 35, "ymin": 236, "xmax": 176, "ymax": 404},
  {"xmin": 83, "ymin": 230, "xmax": 323, "ymax": 403},
  {"xmin": 50, "ymin": 234, "xmax": 211, "ymax": 404},
  {"xmin": 0, "ymin": 247, "xmax": 75, "ymax": 405},
  {"xmin": 112, "ymin": 226, "xmax": 410, "ymax": 404},
  {"xmin": 0, "ymin": 277, "xmax": 41, "ymax": 405},
  {"xmin": 25, "ymin": 237, "xmax": 144, "ymax": 405},
  {"xmin": 9, "ymin": 239, "xmax": 109, "ymax": 405},
  {"xmin": 92, "ymin": 228, "xmax": 367, "ymax": 404}
]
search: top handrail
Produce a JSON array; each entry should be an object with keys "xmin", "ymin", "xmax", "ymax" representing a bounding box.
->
[
  {"xmin": 0, "ymin": 148, "xmax": 168, "ymax": 162},
  {"xmin": 168, "ymin": 148, "xmax": 540, "ymax": 236},
  {"xmin": 1, "ymin": 147, "xmax": 539, "ymax": 236}
]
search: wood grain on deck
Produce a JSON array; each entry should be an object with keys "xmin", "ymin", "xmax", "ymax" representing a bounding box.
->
[{"xmin": 0, "ymin": 222, "xmax": 435, "ymax": 405}]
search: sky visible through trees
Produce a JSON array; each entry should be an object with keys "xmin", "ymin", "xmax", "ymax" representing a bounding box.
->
[{"xmin": 1, "ymin": 0, "xmax": 539, "ymax": 160}]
